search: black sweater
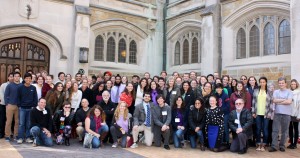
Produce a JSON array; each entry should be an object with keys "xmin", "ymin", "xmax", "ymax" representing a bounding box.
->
[
  {"xmin": 75, "ymin": 107, "xmax": 90, "ymax": 127},
  {"xmin": 30, "ymin": 107, "xmax": 53, "ymax": 132},
  {"xmin": 98, "ymin": 100, "xmax": 116, "ymax": 125}
]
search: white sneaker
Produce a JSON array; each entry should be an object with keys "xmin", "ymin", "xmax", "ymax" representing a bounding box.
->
[
  {"xmin": 32, "ymin": 139, "xmax": 37, "ymax": 147},
  {"xmin": 26, "ymin": 138, "xmax": 33, "ymax": 143},
  {"xmin": 112, "ymin": 142, "xmax": 118, "ymax": 148},
  {"xmin": 17, "ymin": 138, "xmax": 23, "ymax": 144},
  {"xmin": 130, "ymin": 143, "xmax": 138, "ymax": 148}
]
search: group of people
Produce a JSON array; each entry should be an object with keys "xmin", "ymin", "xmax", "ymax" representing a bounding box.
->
[{"xmin": 0, "ymin": 68, "xmax": 299, "ymax": 155}]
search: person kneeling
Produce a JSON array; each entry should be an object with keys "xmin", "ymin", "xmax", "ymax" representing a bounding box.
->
[
  {"xmin": 84, "ymin": 105, "xmax": 109, "ymax": 148},
  {"xmin": 229, "ymin": 98, "xmax": 253, "ymax": 154},
  {"xmin": 110, "ymin": 101, "xmax": 133, "ymax": 148},
  {"xmin": 30, "ymin": 98, "xmax": 53, "ymax": 147}
]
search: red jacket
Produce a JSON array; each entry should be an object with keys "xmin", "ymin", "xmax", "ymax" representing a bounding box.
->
[
  {"xmin": 230, "ymin": 91, "xmax": 252, "ymax": 112},
  {"xmin": 120, "ymin": 92, "xmax": 133, "ymax": 107},
  {"xmin": 42, "ymin": 83, "xmax": 52, "ymax": 98}
]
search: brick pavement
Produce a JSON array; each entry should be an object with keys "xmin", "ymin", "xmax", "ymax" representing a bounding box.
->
[{"xmin": 1, "ymin": 139, "xmax": 299, "ymax": 158}]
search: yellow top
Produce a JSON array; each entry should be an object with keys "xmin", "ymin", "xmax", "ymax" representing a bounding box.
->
[{"xmin": 257, "ymin": 89, "xmax": 267, "ymax": 116}]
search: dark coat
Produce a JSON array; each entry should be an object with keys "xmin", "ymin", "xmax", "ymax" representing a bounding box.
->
[
  {"xmin": 188, "ymin": 106, "xmax": 206, "ymax": 134},
  {"xmin": 229, "ymin": 108, "xmax": 253, "ymax": 138},
  {"xmin": 53, "ymin": 110, "xmax": 74, "ymax": 133}
]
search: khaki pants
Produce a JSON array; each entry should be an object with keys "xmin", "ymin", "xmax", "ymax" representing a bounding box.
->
[
  {"xmin": 5, "ymin": 104, "xmax": 19, "ymax": 137},
  {"xmin": 76, "ymin": 126, "xmax": 84, "ymax": 141},
  {"xmin": 132, "ymin": 124, "xmax": 153, "ymax": 146}
]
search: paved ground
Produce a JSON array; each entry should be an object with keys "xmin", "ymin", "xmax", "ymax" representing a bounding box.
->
[{"xmin": 1, "ymin": 139, "xmax": 299, "ymax": 158}]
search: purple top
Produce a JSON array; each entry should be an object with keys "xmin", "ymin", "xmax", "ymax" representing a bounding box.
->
[
  {"xmin": 151, "ymin": 90, "xmax": 158, "ymax": 106},
  {"xmin": 176, "ymin": 109, "xmax": 184, "ymax": 126},
  {"xmin": 116, "ymin": 115, "xmax": 128, "ymax": 132}
]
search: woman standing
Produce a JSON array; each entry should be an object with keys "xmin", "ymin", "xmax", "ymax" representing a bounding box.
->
[
  {"xmin": 163, "ymin": 76, "xmax": 181, "ymax": 108},
  {"xmin": 230, "ymin": 81, "xmax": 251, "ymax": 111},
  {"xmin": 189, "ymin": 98, "xmax": 206, "ymax": 150},
  {"xmin": 252, "ymin": 77, "xmax": 272, "ymax": 151},
  {"xmin": 231, "ymin": 79, "xmax": 238, "ymax": 93},
  {"xmin": 120, "ymin": 82, "xmax": 136, "ymax": 115},
  {"xmin": 69, "ymin": 82, "xmax": 82, "ymax": 113},
  {"xmin": 180, "ymin": 81, "xmax": 195, "ymax": 110},
  {"xmin": 33, "ymin": 76, "xmax": 44, "ymax": 100},
  {"xmin": 45, "ymin": 82, "xmax": 65, "ymax": 114},
  {"xmin": 53, "ymin": 101, "xmax": 74, "ymax": 146},
  {"xmin": 64, "ymin": 80, "xmax": 72, "ymax": 101},
  {"xmin": 246, "ymin": 76, "xmax": 258, "ymax": 98},
  {"xmin": 93, "ymin": 82, "xmax": 105, "ymax": 103},
  {"xmin": 149, "ymin": 81, "xmax": 162, "ymax": 106},
  {"xmin": 105, "ymin": 80, "xmax": 113, "ymax": 94},
  {"xmin": 84, "ymin": 105, "xmax": 109, "ymax": 148},
  {"xmin": 171, "ymin": 96, "xmax": 188, "ymax": 148},
  {"xmin": 205, "ymin": 95, "xmax": 225, "ymax": 152},
  {"xmin": 199, "ymin": 82, "xmax": 213, "ymax": 109},
  {"xmin": 288, "ymin": 79, "xmax": 300, "ymax": 149},
  {"xmin": 267, "ymin": 83, "xmax": 275, "ymax": 147},
  {"xmin": 110, "ymin": 101, "xmax": 133, "ymax": 148},
  {"xmin": 135, "ymin": 78, "xmax": 148, "ymax": 106}
]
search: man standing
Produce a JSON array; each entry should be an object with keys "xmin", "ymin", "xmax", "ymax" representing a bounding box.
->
[
  {"xmin": 269, "ymin": 77, "xmax": 293, "ymax": 152},
  {"xmin": 80, "ymin": 79, "xmax": 95, "ymax": 107},
  {"xmin": 131, "ymin": 92, "xmax": 154, "ymax": 148},
  {"xmin": 110, "ymin": 75, "xmax": 125, "ymax": 105},
  {"xmin": 56, "ymin": 72, "xmax": 65, "ymax": 85},
  {"xmin": 229, "ymin": 98, "xmax": 253, "ymax": 154},
  {"xmin": 30, "ymin": 98, "xmax": 53, "ymax": 147},
  {"xmin": 4, "ymin": 72, "xmax": 21, "ymax": 141},
  {"xmin": 0, "ymin": 73, "xmax": 14, "ymax": 138},
  {"xmin": 17, "ymin": 73, "xmax": 38, "ymax": 144}
]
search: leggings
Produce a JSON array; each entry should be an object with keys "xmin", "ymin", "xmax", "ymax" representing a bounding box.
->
[{"xmin": 289, "ymin": 121, "xmax": 299, "ymax": 146}]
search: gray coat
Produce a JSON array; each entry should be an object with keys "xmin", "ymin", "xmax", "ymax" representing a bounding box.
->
[
  {"xmin": 133, "ymin": 102, "xmax": 155, "ymax": 127},
  {"xmin": 152, "ymin": 104, "xmax": 171, "ymax": 127},
  {"xmin": 163, "ymin": 87, "xmax": 181, "ymax": 108}
]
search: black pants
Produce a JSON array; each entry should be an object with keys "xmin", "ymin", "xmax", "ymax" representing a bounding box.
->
[
  {"xmin": 267, "ymin": 120, "xmax": 273, "ymax": 145},
  {"xmin": 289, "ymin": 121, "xmax": 299, "ymax": 146},
  {"xmin": 153, "ymin": 126, "xmax": 170, "ymax": 147},
  {"xmin": 110, "ymin": 126, "xmax": 127, "ymax": 148},
  {"xmin": 0, "ymin": 105, "xmax": 6, "ymax": 137}
]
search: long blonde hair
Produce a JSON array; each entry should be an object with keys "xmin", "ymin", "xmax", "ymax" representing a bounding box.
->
[{"xmin": 114, "ymin": 101, "xmax": 129, "ymax": 121}]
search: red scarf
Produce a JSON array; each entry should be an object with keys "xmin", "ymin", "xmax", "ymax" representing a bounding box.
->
[{"xmin": 94, "ymin": 116, "xmax": 102, "ymax": 132}]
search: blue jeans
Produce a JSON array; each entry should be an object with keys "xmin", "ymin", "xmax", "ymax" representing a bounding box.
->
[
  {"xmin": 173, "ymin": 129, "xmax": 185, "ymax": 148},
  {"xmin": 30, "ymin": 126, "xmax": 53, "ymax": 146},
  {"xmin": 189, "ymin": 130, "xmax": 204, "ymax": 148},
  {"xmin": 256, "ymin": 115, "xmax": 269, "ymax": 144},
  {"xmin": 223, "ymin": 114, "xmax": 229, "ymax": 143},
  {"xmin": 91, "ymin": 125, "xmax": 109, "ymax": 148},
  {"xmin": 18, "ymin": 108, "xmax": 32, "ymax": 139}
]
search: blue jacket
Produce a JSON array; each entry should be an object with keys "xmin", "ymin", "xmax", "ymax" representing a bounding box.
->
[
  {"xmin": 215, "ymin": 90, "xmax": 230, "ymax": 115},
  {"xmin": 18, "ymin": 84, "xmax": 38, "ymax": 108},
  {"xmin": 4, "ymin": 82, "xmax": 21, "ymax": 105}
]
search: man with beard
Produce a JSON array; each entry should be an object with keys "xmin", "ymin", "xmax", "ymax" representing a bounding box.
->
[{"xmin": 110, "ymin": 75, "xmax": 126, "ymax": 105}]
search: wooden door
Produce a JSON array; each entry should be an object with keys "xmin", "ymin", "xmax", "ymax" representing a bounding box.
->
[{"xmin": 0, "ymin": 37, "xmax": 50, "ymax": 84}]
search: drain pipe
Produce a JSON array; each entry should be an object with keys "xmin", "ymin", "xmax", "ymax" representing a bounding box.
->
[{"xmin": 162, "ymin": 0, "xmax": 169, "ymax": 71}]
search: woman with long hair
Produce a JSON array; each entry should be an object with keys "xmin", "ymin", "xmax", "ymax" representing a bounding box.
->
[
  {"xmin": 45, "ymin": 82, "xmax": 65, "ymax": 114},
  {"xmin": 180, "ymin": 81, "xmax": 195, "ymax": 110},
  {"xmin": 42, "ymin": 75, "xmax": 53, "ymax": 97},
  {"xmin": 110, "ymin": 101, "xmax": 133, "ymax": 148},
  {"xmin": 84, "ymin": 105, "xmax": 109, "ymax": 148},
  {"xmin": 171, "ymin": 96, "xmax": 188, "ymax": 148},
  {"xmin": 105, "ymin": 80, "xmax": 113, "ymax": 94},
  {"xmin": 135, "ymin": 78, "xmax": 148, "ymax": 106},
  {"xmin": 205, "ymin": 95, "xmax": 225, "ymax": 152},
  {"xmin": 230, "ymin": 81, "xmax": 251, "ymax": 111},
  {"xmin": 149, "ymin": 81, "xmax": 162, "ymax": 106},
  {"xmin": 199, "ymin": 82, "xmax": 213, "ymax": 109},
  {"xmin": 252, "ymin": 77, "xmax": 272, "ymax": 151},
  {"xmin": 93, "ymin": 82, "xmax": 105, "ymax": 103},
  {"xmin": 33, "ymin": 76, "xmax": 44, "ymax": 100},
  {"xmin": 64, "ymin": 80, "xmax": 72, "ymax": 101},
  {"xmin": 120, "ymin": 82, "xmax": 136, "ymax": 114},
  {"xmin": 69, "ymin": 82, "xmax": 82, "ymax": 112},
  {"xmin": 189, "ymin": 98, "xmax": 206, "ymax": 150},
  {"xmin": 288, "ymin": 79, "xmax": 300, "ymax": 149},
  {"xmin": 231, "ymin": 79, "xmax": 238, "ymax": 93}
]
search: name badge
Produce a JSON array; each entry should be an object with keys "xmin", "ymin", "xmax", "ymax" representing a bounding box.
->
[
  {"xmin": 234, "ymin": 119, "xmax": 240, "ymax": 124},
  {"xmin": 43, "ymin": 110, "xmax": 47, "ymax": 115},
  {"xmin": 172, "ymin": 91, "xmax": 177, "ymax": 95},
  {"xmin": 162, "ymin": 111, "xmax": 167, "ymax": 115},
  {"xmin": 175, "ymin": 118, "xmax": 180, "ymax": 123},
  {"xmin": 60, "ymin": 117, "xmax": 65, "ymax": 121}
]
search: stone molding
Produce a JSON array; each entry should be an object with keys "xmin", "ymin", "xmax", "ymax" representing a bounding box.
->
[
  {"xmin": 0, "ymin": 24, "xmax": 67, "ymax": 60},
  {"xmin": 167, "ymin": 19, "xmax": 202, "ymax": 39},
  {"xmin": 223, "ymin": 0, "xmax": 290, "ymax": 28}
]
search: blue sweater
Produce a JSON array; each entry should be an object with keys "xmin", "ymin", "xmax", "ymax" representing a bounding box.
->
[
  {"xmin": 4, "ymin": 82, "xmax": 21, "ymax": 105},
  {"xmin": 18, "ymin": 84, "xmax": 38, "ymax": 108},
  {"xmin": 215, "ymin": 90, "xmax": 230, "ymax": 115}
]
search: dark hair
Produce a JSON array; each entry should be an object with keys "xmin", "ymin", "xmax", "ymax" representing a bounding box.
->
[
  {"xmin": 92, "ymin": 75, "xmax": 97, "ymax": 80},
  {"xmin": 158, "ymin": 77, "xmax": 165, "ymax": 82},
  {"xmin": 247, "ymin": 76, "xmax": 258, "ymax": 88},
  {"xmin": 173, "ymin": 96, "xmax": 185, "ymax": 111},
  {"xmin": 75, "ymin": 73, "xmax": 82, "ymax": 77},
  {"xmin": 156, "ymin": 94, "xmax": 165, "ymax": 103},
  {"xmin": 143, "ymin": 92, "xmax": 151, "ymax": 97},
  {"xmin": 150, "ymin": 81, "xmax": 159, "ymax": 91},
  {"xmin": 58, "ymin": 72, "xmax": 65, "ymax": 77},
  {"xmin": 180, "ymin": 81, "xmax": 191, "ymax": 94},
  {"xmin": 132, "ymin": 75, "xmax": 140, "ymax": 79},
  {"xmin": 8, "ymin": 72, "xmax": 14, "ymax": 77},
  {"xmin": 236, "ymin": 81, "xmax": 247, "ymax": 103},
  {"xmin": 231, "ymin": 79, "xmax": 238, "ymax": 92},
  {"xmin": 203, "ymin": 82, "xmax": 212, "ymax": 92},
  {"xmin": 153, "ymin": 76, "xmax": 159, "ymax": 81},
  {"xmin": 139, "ymin": 77, "xmax": 149, "ymax": 91},
  {"xmin": 87, "ymin": 105, "xmax": 106, "ymax": 121},
  {"xmin": 62, "ymin": 101, "xmax": 71, "ymax": 106},
  {"xmin": 240, "ymin": 75, "xmax": 247, "ymax": 80},
  {"xmin": 194, "ymin": 98, "xmax": 205, "ymax": 111},
  {"xmin": 23, "ymin": 72, "xmax": 32, "ymax": 79},
  {"xmin": 123, "ymin": 82, "xmax": 136, "ymax": 100},
  {"xmin": 160, "ymin": 71, "xmax": 167, "ymax": 75},
  {"xmin": 215, "ymin": 83, "xmax": 223, "ymax": 89},
  {"xmin": 207, "ymin": 74, "xmax": 214, "ymax": 79},
  {"xmin": 278, "ymin": 77, "xmax": 287, "ymax": 83},
  {"xmin": 13, "ymin": 72, "xmax": 21, "ymax": 77},
  {"xmin": 291, "ymin": 79, "xmax": 299, "ymax": 90},
  {"xmin": 258, "ymin": 77, "xmax": 268, "ymax": 93}
]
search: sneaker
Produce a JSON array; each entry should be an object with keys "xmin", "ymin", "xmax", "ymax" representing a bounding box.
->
[
  {"xmin": 256, "ymin": 145, "xmax": 261, "ymax": 151},
  {"xmin": 26, "ymin": 138, "xmax": 33, "ymax": 143},
  {"xmin": 112, "ymin": 142, "xmax": 118, "ymax": 148},
  {"xmin": 5, "ymin": 137, "xmax": 10, "ymax": 142},
  {"xmin": 130, "ymin": 143, "xmax": 138, "ymax": 148},
  {"xmin": 32, "ymin": 139, "xmax": 37, "ymax": 147},
  {"xmin": 260, "ymin": 145, "xmax": 266, "ymax": 151},
  {"xmin": 17, "ymin": 138, "xmax": 23, "ymax": 144}
]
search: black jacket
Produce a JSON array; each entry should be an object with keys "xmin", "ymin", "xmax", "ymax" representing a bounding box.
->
[
  {"xmin": 75, "ymin": 107, "xmax": 90, "ymax": 127},
  {"xmin": 80, "ymin": 87, "xmax": 95, "ymax": 107},
  {"xmin": 188, "ymin": 106, "xmax": 206, "ymax": 133},
  {"xmin": 53, "ymin": 110, "xmax": 74, "ymax": 133},
  {"xmin": 229, "ymin": 108, "xmax": 253, "ymax": 137},
  {"xmin": 98, "ymin": 100, "xmax": 116, "ymax": 125},
  {"xmin": 171, "ymin": 108, "xmax": 188, "ymax": 131}
]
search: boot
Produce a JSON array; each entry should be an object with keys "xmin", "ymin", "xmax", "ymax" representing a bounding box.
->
[
  {"xmin": 99, "ymin": 132, "xmax": 108, "ymax": 147},
  {"xmin": 200, "ymin": 144, "xmax": 205, "ymax": 151},
  {"xmin": 65, "ymin": 137, "xmax": 70, "ymax": 146}
]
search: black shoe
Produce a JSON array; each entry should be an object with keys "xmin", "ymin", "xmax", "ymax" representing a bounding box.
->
[
  {"xmin": 279, "ymin": 147, "xmax": 285, "ymax": 152},
  {"xmin": 269, "ymin": 147, "xmax": 277, "ymax": 152},
  {"xmin": 238, "ymin": 148, "xmax": 247, "ymax": 154},
  {"xmin": 65, "ymin": 138, "xmax": 70, "ymax": 146},
  {"xmin": 164, "ymin": 145, "xmax": 170, "ymax": 150},
  {"xmin": 287, "ymin": 144, "xmax": 293, "ymax": 149},
  {"xmin": 200, "ymin": 144, "xmax": 205, "ymax": 151}
]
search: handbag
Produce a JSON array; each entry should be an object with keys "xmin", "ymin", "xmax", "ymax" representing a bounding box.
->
[
  {"xmin": 126, "ymin": 136, "xmax": 133, "ymax": 148},
  {"xmin": 83, "ymin": 133, "xmax": 95, "ymax": 149}
]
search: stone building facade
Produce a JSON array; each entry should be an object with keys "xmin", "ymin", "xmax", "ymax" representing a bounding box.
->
[{"xmin": 0, "ymin": 0, "xmax": 299, "ymax": 83}]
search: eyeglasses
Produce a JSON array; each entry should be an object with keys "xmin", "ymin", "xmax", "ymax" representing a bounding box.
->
[
  {"xmin": 235, "ymin": 103, "xmax": 243, "ymax": 105},
  {"xmin": 64, "ymin": 107, "xmax": 71, "ymax": 109}
]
